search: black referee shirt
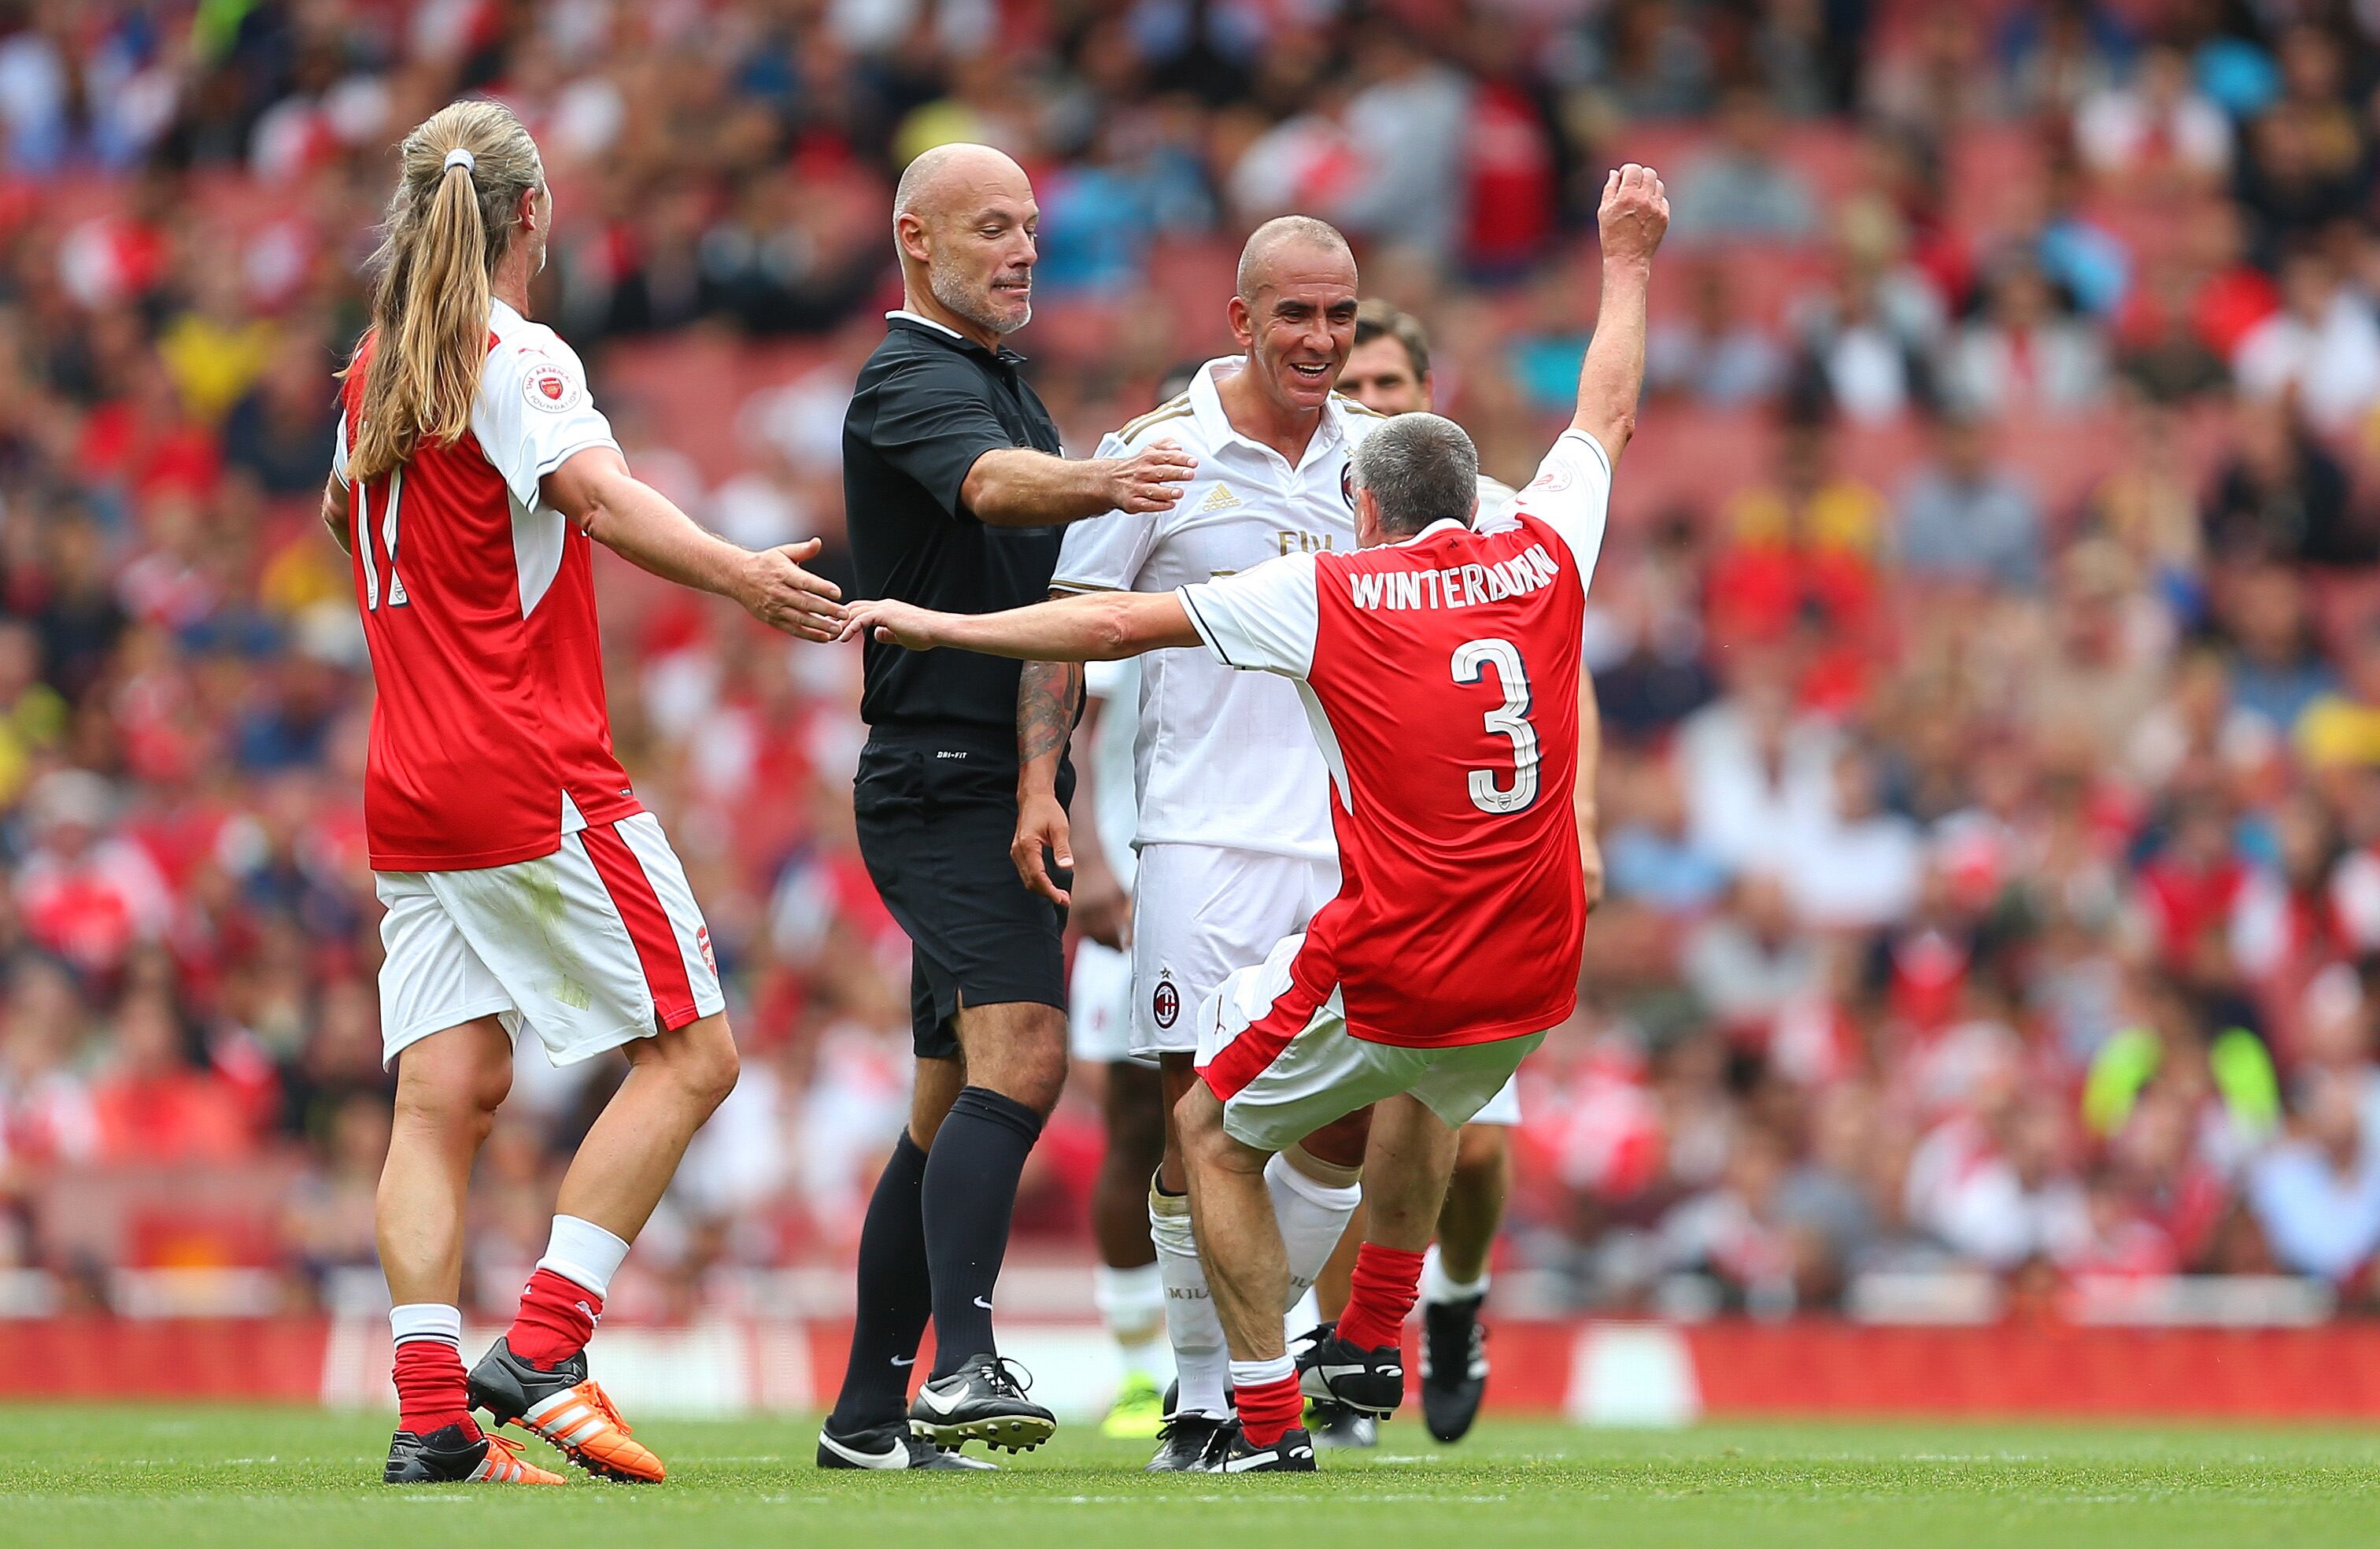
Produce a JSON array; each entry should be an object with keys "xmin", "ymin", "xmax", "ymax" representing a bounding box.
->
[{"xmin": 844, "ymin": 311, "xmax": 1067, "ymax": 745}]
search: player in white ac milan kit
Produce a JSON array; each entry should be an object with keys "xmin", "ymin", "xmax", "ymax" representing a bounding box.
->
[
  {"xmin": 1013, "ymin": 218, "xmax": 1380, "ymax": 1468},
  {"xmin": 844, "ymin": 161, "xmax": 1669, "ymax": 1472},
  {"xmin": 324, "ymin": 102, "xmax": 844, "ymax": 1488}
]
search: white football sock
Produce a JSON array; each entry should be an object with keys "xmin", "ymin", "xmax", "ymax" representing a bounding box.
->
[
  {"xmin": 390, "ymin": 1302, "xmax": 462, "ymax": 1350},
  {"xmin": 1094, "ymin": 1261, "xmax": 1170, "ymax": 1381},
  {"xmin": 1421, "ymin": 1242, "xmax": 1490, "ymax": 1306},
  {"xmin": 538, "ymin": 1214, "xmax": 631, "ymax": 1299},
  {"xmin": 1150, "ymin": 1185, "xmax": 1230, "ymax": 1417},
  {"xmin": 1266, "ymin": 1149, "xmax": 1362, "ymax": 1311}
]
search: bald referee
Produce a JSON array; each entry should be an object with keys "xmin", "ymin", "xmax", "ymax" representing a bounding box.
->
[{"xmin": 820, "ymin": 143, "xmax": 1196, "ymax": 1472}]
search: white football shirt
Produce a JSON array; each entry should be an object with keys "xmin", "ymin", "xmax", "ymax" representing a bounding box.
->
[{"xmin": 1051, "ymin": 357, "xmax": 1381, "ymax": 862}]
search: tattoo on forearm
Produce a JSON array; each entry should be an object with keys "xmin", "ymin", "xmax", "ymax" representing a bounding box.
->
[{"xmin": 1018, "ymin": 659, "xmax": 1083, "ymax": 767}]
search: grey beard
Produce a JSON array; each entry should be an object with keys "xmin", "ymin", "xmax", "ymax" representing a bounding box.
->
[{"xmin": 929, "ymin": 263, "xmax": 1028, "ymax": 336}]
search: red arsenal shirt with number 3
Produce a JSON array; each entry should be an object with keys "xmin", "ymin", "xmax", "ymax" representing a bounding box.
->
[
  {"xmin": 334, "ymin": 301, "xmax": 640, "ymax": 872},
  {"xmin": 1176, "ymin": 430, "xmax": 1613, "ymax": 1048}
]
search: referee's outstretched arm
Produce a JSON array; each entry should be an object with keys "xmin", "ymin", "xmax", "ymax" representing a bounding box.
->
[{"xmin": 962, "ymin": 438, "xmax": 1196, "ymax": 527}]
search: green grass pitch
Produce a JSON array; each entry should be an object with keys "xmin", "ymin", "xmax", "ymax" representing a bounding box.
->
[{"xmin": 6, "ymin": 1406, "xmax": 2380, "ymax": 1548}]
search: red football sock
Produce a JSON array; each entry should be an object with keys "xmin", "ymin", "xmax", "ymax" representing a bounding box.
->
[
  {"xmin": 394, "ymin": 1340, "xmax": 480, "ymax": 1439},
  {"xmin": 1236, "ymin": 1371, "xmax": 1306, "ymax": 1449},
  {"xmin": 506, "ymin": 1268, "xmax": 604, "ymax": 1368},
  {"xmin": 1336, "ymin": 1242, "xmax": 1426, "ymax": 1353}
]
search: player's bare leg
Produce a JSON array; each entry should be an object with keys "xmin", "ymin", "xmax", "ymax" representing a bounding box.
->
[
  {"xmin": 555, "ymin": 1012, "xmax": 742, "ymax": 1236},
  {"xmin": 470, "ymin": 1011, "xmax": 740, "ymax": 1483},
  {"xmin": 1436, "ymin": 1123, "xmax": 1509, "ymax": 1288},
  {"xmin": 1175, "ymin": 1079, "xmax": 1313, "ymax": 1469},
  {"xmin": 379, "ymin": 1018, "xmax": 514, "ymax": 1310},
  {"xmin": 1299, "ymin": 1095, "xmax": 1461, "ymax": 1421},
  {"xmin": 1148, "ymin": 1059, "xmax": 1365, "ymax": 1467},
  {"xmin": 1092, "ymin": 1059, "xmax": 1169, "ymax": 1438},
  {"xmin": 376, "ymin": 1017, "xmax": 564, "ymax": 1486},
  {"xmin": 1178, "ymin": 1090, "xmax": 1288, "ymax": 1359},
  {"xmin": 1421, "ymin": 1122, "xmax": 1510, "ymax": 1441},
  {"xmin": 903, "ymin": 999, "xmax": 1066, "ymax": 1453}
]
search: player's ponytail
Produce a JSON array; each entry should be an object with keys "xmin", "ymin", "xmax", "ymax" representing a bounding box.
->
[{"xmin": 345, "ymin": 100, "xmax": 546, "ymax": 483}]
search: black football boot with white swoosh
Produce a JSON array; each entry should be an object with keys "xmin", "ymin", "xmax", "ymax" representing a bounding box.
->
[
  {"xmin": 1293, "ymin": 1321, "xmax": 1406, "ymax": 1418},
  {"xmin": 1198, "ymin": 1421, "xmax": 1317, "ymax": 1473},
  {"xmin": 906, "ymin": 1353, "xmax": 1057, "ymax": 1454},
  {"xmin": 817, "ymin": 1418, "xmax": 997, "ymax": 1470}
]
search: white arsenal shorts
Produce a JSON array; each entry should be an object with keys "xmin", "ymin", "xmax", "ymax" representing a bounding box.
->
[
  {"xmin": 1131, "ymin": 844, "xmax": 1339, "ymax": 1059},
  {"xmin": 1193, "ymin": 931, "xmax": 1544, "ymax": 1155},
  {"xmin": 375, "ymin": 812, "xmax": 726, "ymax": 1070}
]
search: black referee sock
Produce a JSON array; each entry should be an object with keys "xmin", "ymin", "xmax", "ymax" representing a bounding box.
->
[
  {"xmin": 921, "ymin": 1085, "xmax": 1044, "ymax": 1377},
  {"xmin": 827, "ymin": 1129, "xmax": 934, "ymax": 1433}
]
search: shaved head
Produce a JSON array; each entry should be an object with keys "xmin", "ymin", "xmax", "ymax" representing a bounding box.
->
[
  {"xmin": 895, "ymin": 142, "xmax": 1030, "ymax": 222},
  {"xmin": 1225, "ymin": 215, "xmax": 1359, "ymax": 422},
  {"xmin": 1236, "ymin": 215, "xmax": 1355, "ymax": 303},
  {"xmin": 891, "ymin": 142, "xmax": 1038, "ymax": 340}
]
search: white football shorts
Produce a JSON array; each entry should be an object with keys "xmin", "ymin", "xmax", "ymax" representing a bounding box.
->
[
  {"xmin": 1068, "ymin": 937, "xmax": 1150, "ymax": 1066},
  {"xmin": 1472, "ymin": 1073, "xmax": 1522, "ymax": 1126},
  {"xmin": 1194, "ymin": 931, "xmax": 1544, "ymax": 1155},
  {"xmin": 1129, "ymin": 843, "xmax": 1340, "ymax": 1058},
  {"xmin": 376, "ymin": 811, "xmax": 725, "ymax": 1070}
]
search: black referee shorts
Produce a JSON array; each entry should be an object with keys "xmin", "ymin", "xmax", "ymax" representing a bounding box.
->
[{"xmin": 852, "ymin": 730, "xmax": 1072, "ymax": 1059}]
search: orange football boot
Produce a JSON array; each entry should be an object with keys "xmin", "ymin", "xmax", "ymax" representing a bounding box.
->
[{"xmin": 468, "ymin": 1337, "xmax": 667, "ymax": 1483}]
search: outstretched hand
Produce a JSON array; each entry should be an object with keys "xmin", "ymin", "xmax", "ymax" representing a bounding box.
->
[
  {"xmin": 741, "ymin": 538, "xmax": 847, "ymax": 641},
  {"xmin": 1599, "ymin": 162, "xmax": 1669, "ymax": 268},
  {"xmin": 835, "ymin": 597, "xmax": 944, "ymax": 650},
  {"xmin": 1109, "ymin": 438, "xmax": 1198, "ymax": 515}
]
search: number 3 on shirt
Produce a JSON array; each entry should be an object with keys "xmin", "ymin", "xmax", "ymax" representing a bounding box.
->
[
  {"xmin": 1452, "ymin": 637, "xmax": 1537, "ymax": 813},
  {"xmin": 355, "ymin": 471, "xmax": 409, "ymax": 609}
]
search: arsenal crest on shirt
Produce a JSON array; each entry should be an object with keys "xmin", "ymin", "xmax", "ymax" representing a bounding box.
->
[{"xmin": 522, "ymin": 357, "xmax": 580, "ymax": 412}]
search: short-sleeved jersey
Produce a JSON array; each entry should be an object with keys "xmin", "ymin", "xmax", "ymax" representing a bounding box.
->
[
  {"xmin": 844, "ymin": 311, "xmax": 1066, "ymax": 742},
  {"xmin": 1177, "ymin": 429, "xmax": 1615, "ymax": 1048},
  {"xmin": 1051, "ymin": 357, "xmax": 1380, "ymax": 862},
  {"xmin": 334, "ymin": 299, "xmax": 634, "ymax": 871}
]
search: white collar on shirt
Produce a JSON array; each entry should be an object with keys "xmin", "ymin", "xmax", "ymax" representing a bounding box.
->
[
  {"xmin": 885, "ymin": 308, "xmax": 966, "ymax": 341},
  {"xmin": 1187, "ymin": 355, "xmax": 1350, "ymax": 471}
]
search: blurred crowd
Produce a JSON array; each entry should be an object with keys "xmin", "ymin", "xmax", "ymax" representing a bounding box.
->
[{"xmin": 12, "ymin": 0, "xmax": 2380, "ymax": 1320}]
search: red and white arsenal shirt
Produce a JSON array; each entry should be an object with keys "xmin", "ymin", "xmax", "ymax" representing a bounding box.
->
[
  {"xmin": 1176, "ymin": 430, "xmax": 1613, "ymax": 1048},
  {"xmin": 334, "ymin": 300, "xmax": 639, "ymax": 871}
]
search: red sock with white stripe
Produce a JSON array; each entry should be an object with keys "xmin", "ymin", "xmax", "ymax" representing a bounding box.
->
[
  {"xmin": 391, "ymin": 1303, "xmax": 479, "ymax": 1439},
  {"xmin": 1336, "ymin": 1242, "xmax": 1426, "ymax": 1352},
  {"xmin": 505, "ymin": 1214, "xmax": 630, "ymax": 1368},
  {"xmin": 1230, "ymin": 1355, "xmax": 1304, "ymax": 1449}
]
